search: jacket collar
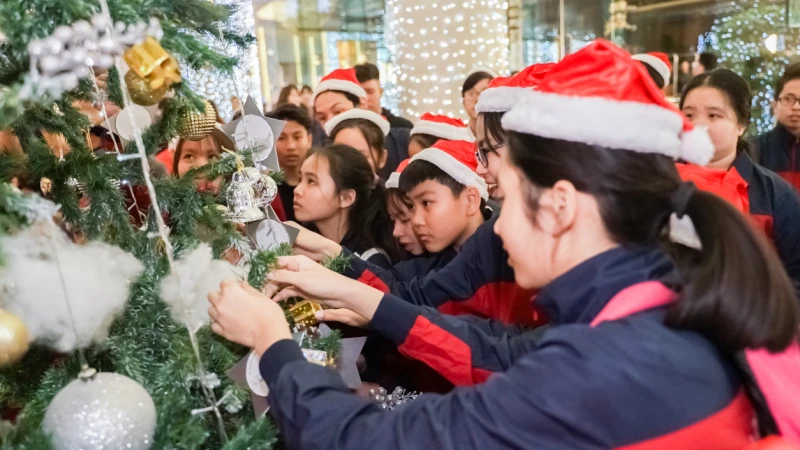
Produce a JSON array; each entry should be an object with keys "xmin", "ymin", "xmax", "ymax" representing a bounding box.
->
[
  {"xmin": 535, "ymin": 246, "xmax": 674, "ymax": 325},
  {"xmin": 772, "ymin": 122, "xmax": 799, "ymax": 148}
]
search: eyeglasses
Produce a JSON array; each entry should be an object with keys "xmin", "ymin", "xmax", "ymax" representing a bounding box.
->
[
  {"xmin": 475, "ymin": 142, "xmax": 503, "ymax": 167},
  {"xmin": 778, "ymin": 95, "xmax": 800, "ymax": 107}
]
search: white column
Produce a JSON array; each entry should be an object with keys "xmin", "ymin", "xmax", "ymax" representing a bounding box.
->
[{"xmin": 386, "ymin": 0, "xmax": 509, "ymax": 120}]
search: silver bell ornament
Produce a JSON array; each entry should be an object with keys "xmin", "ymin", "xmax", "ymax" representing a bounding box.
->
[
  {"xmin": 243, "ymin": 167, "xmax": 278, "ymax": 208},
  {"xmin": 226, "ymin": 171, "xmax": 266, "ymax": 223},
  {"xmin": 43, "ymin": 370, "xmax": 156, "ymax": 450}
]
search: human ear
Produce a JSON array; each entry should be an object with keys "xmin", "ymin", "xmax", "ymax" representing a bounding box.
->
[{"xmin": 339, "ymin": 188, "xmax": 356, "ymax": 209}]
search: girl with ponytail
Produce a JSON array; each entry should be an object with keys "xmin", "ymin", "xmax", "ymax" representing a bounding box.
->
[
  {"xmin": 208, "ymin": 41, "xmax": 800, "ymax": 449},
  {"xmin": 678, "ymin": 69, "xmax": 800, "ymax": 293},
  {"xmin": 292, "ymin": 144, "xmax": 400, "ymax": 267}
]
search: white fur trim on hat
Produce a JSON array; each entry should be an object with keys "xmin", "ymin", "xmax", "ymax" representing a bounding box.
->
[
  {"xmin": 324, "ymin": 109, "xmax": 391, "ymax": 137},
  {"xmin": 679, "ymin": 126, "xmax": 714, "ymax": 166},
  {"xmin": 411, "ymin": 121, "xmax": 476, "ymax": 142},
  {"xmin": 502, "ymin": 90, "xmax": 703, "ymax": 162},
  {"xmin": 313, "ymin": 79, "xmax": 367, "ymax": 102},
  {"xmin": 411, "ymin": 148, "xmax": 489, "ymax": 200},
  {"xmin": 386, "ymin": 172, "xmax": 401, "ymax": 189},
  {"xmin": 475, "ymin": 86, "xmax": 529, "ymax": 113},
  {"xmin": 632, "ymin": 54, "xmax": 671, "ymax": 87}
]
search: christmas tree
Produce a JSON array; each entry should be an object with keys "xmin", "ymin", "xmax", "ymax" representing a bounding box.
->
[
  {"xmin": 710, "ymin": 0, "xmax": 800, "ymax": 134},
  {"xmin": 0, "ymin": 0, "xmax": 341, "ymax": 448}
]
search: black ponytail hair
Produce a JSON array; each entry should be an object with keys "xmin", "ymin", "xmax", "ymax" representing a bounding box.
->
[
  {"xmin": 307, "ymin": 144, "xmax": 402, "ymax": 263},
  {"xmin": 680, "ymin": 69, "xmax": 754, "ymax": 157},
  {"xmin": 506, "ymin": 131, "xmax": 799, "ymax": 352}
]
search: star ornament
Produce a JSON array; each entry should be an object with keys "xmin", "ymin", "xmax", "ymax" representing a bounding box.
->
[{"xmin": 221, "ymin": 96, "xmax": 285, "ymax": 170}]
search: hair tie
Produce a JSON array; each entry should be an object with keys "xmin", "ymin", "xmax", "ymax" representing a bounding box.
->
[{"xmin": 671, "ymin": 181, "xmax": 696, "ymax": 218}]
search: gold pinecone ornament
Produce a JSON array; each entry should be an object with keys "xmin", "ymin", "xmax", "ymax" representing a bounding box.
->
[{"xmin": 177, "ymin": 100, "xmax": 217, "ymax": 141}]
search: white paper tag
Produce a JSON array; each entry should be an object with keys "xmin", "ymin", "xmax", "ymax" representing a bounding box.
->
[
  {"xmin": 245, "ymin": 351, "xmax": 269, "ymax": 397},
  {"xmin": 254, "ymin": 219, "xmax": 291, "ymax": 251}
]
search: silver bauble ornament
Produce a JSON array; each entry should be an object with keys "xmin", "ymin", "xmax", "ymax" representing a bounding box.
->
[
  {"xmin": 226, "ymin": 171, "xmax": 265, "ymax": 223},
  {"xmin": 43, "ymin": 371, "xmax": 156, "ymax": 450},
  {"xmin": 243, "ymin": 167, "xmax": 278, "ymax": 208}
]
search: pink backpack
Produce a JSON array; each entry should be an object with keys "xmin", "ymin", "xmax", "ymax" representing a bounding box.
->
[{"xmin": 591, "ymin": 281, "xmax": 800, "ymax": 445}]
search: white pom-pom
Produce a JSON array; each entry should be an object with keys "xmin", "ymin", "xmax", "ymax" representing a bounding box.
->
[
  {"xmin": 680, "ymin": 126, "xmax": 715, "ymax": 166},
  {"xmin": 160, "ymin": 244, "xmax": 244, "ymax": 332},
  {"xmin": 0, "ymin": 221, "xmax": 143, "ymax": 352}
]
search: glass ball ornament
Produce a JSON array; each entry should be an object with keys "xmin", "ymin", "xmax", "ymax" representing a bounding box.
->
[
  {"xmin": 43, "ymin": 371, "xmax": 156, "ymax": 450},
  {"xmin": 243, "ymin": 167, "xmax": 278, "ymax": 208},
  {"xmin": 177, "ymin": 100, "xmax": 217, "ymax": 141},
  {"xmin": 0, "ymin": 309, "xmax": 29, "ymax": 367},
  {"xmin": 125, "ymin": 70, "xmax": 168, "ymax": 106}
]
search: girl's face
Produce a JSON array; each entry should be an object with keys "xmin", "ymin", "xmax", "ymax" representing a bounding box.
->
[
  {"xmin": 388, "ymin": 196, "xmax": 425, "ymax": 255},
  {"xmin": 474, "ymin": 114, "xmax": 505, "ymax": 199},
  {"xmin": 462, "ymin": 78, "xmax": 491, "ymax": 121},
  {"xmin": 333, "ymin": 127, "xmax": 386, "ymax": 174},
  {"xmin": 681, "ymin": 86, "xmax": 745, "ymax": 168},
  {"xmin": 177, "ymin": 136, "xmax": 221, "ymax": 177},
  {"xmin": 287, "ymin": 88, "xmax": 302, "ymax": 107},
  {"xmin": 293, "ymin": 154, "xmax": 344, "ymax": 222}
]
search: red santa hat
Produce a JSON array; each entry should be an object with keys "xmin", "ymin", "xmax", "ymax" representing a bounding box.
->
[
  {"xmin": 312, "ymin": 68, "xmax": 367, "ymax": 102},
  {"xmin": 411, "ymin": 113, "xmax": 475, "ymax": 142},
  {"xmin": 386, "ymin": 158, "xmax": 411, "ymax": 189},
  {"xmin": 632, "ymin": 52, "xmax": 672, "ymax": 88},
  {"xmin": 409, "ymin": 140, "xmax": 488, "ymax": 200},
  {"xmin": 323, "ymin": 108, "xmax": 391, "ymax": 137},
  {"xmin": 502, "ymin": 40, "xmax": 713, "ymax": 166},
  {"xmin": 475, "ymin": 63, "xmax": 555, "ymax": 113}
]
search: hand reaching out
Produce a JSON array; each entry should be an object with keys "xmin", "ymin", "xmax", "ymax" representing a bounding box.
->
[
  {"xmin": 266, "ymin": 255, "xmax": 384, "ymax": 321},
  {"xmin": 284, "ymin": 221, "xmax": 343, "ymax": 262},
  {"xmin": 208, "ymin": 280, "xmax": 291, "ymax": 356}
]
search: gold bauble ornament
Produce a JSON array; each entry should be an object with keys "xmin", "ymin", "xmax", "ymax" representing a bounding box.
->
[
  {"xmin": 177, "ymin": 100, "xmax": 217, "ymax": 141},
  {"xmin": 0, "ymin": 309, "xmax": 29, "ymax": 367},
  {"xmin": 124, "ymin": 70, "xmax": 168, "ymax": 106}
]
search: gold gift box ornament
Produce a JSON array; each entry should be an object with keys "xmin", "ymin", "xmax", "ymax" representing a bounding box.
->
[
  {"xmin": 123, "ymin": 37, "xmax": 182, "ymax": 91},
  {"xmin": 288, "ymin": 300, "xmax": 323, "ymax": 329}
]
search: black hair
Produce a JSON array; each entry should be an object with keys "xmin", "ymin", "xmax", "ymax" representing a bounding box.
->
[
  {"xmin": 305, "ymin": 144, "xmax": 401, "ymax": 262},
  {"xmin": 640, "ymin": 62, "xmax": 666, "ymax": 89},
  {"xmin": 330, "ymin": 118, "xmax": 386, "ymax": 172},
  {"xmin": 698, "ymin": 52, "xmax": 718, "ymax": 72},
  {"xmin": 477, "ymin": 111, "xmax": 506, "ymax": 149},
  {"xmin": 386, "ymin": 188, "xmax": 414, "ymax": 216},
  {"xmin": 269, "ymin": 104, "xmax": 313, "ymax": 132},
  {"xmin": 775, "ymin": 62, "xmax": 800, "ymax": 98},
  {"xmin": 506, "ymin": 131, "xmax": 799, "ymax": 353},
  {"xmin": 409, "ymin": 133, "xmax": 440, "ymax": 152},
  {"xmin": 355, "ymin": 62, "xmax": 380, "ymax": 83},
  {"xmin": 300, "ymin": 85, "xmax": 313, "ymax": 94},
  {"xmin": 462, "ymin": 71, "xmax": 494, "ymax": 97},
  {"xmin": 399, "ymin": 160, "xmax": 466, "ymax": 197},
  {"xmin": 680, "ymin": 69, "xmax": 753, "ymax": 156},
  {"xmin": 317, "ymin": 90, "xmax": 361, "ymax": 108}
]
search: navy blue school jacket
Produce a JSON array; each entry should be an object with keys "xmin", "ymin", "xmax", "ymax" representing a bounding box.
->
[
  {"xmin": 260, "ymin": 247, "xmax": 754, "ymax": 449},
  {"xmin": 752, "ymin": 123, "xmax": 800, "ymax": 191},
  {"xmin": 733, "ymin": 152, "xmax": 800, "ymax": 293},
  {"xmin": 342, "ymin": 217, "xmax": 541, "ymax": 327}
]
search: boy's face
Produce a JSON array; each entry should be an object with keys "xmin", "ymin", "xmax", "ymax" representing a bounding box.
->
[
  {"xmin": 774, "ymin": 79, "xmax": 800, "ymax": 133},
  {"xmin": 408, "ymin": 180, "xmax": 472, "ymax": 253},
  {"xmin": 276, "ymin": 120, "xmax": 311, "ymax": 175},
  {"xmin": 388, "ymin": 196, "xmax": 425, "ymax": 256}
]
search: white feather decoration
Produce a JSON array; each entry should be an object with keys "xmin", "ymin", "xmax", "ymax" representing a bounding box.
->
[
  {"xmin": 160, "ymin": 244, "xmax": 244, "ymax": 332},
  {"xmin": 0, "ymin": 220, "xmax": 143, "ymax": 352}
]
